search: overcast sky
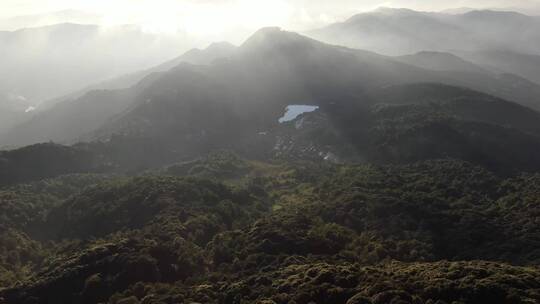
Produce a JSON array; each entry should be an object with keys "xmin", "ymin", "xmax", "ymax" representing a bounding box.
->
[{"xmin": 1, "ymin": 0, "xmax": 539, "ymax": 40}]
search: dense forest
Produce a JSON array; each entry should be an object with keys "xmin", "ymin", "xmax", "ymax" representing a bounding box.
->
[{"xmin": 1, "ymin": 151, "xmax": 540, "ymax": 303}]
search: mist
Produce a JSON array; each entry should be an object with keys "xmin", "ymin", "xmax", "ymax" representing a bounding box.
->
[
  {"xmin": 2, "ymin": 1, "xmax": 540, "ymax": 303},
  {"xmin": 0, "ymin": 22, "xmax": 210, "ymax": 135}
]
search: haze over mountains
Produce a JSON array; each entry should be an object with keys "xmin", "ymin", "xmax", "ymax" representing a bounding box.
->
[
  {"xmin": 1, "ymin": 24, "xmax": 540, "ymax": 174},
  {"xmin": 2, "ymin": 7, "xmax": 540, "ymax": 145},
  {"xmin": 0, "ymin": 22, "xmax": 199, "ymax": 134},
  {"xmin": 4, "ymin": 22, "xmax": 540, "ymax": 149},
  {"xmin": 0, "ymin": 9, "xmax": 102, "ymax": 31},
  {"xmin": 3, "ymin": 4, "xmax": 540, "ymax": 304},
  {"xmin": 308, "ymin": 8, "xmax": 540, "ymax": 56},
  {"xmin": 308, "ymin": 8, "xmax": 540, "ymax": 86}
]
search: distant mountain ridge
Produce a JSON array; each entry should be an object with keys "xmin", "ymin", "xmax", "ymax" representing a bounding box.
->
[
  {"xmin": 453, "ymin": 50, "xmax": 540, "ymax": 84},
  {"xmin": 0, "ymin": 22, "xmax": 197, "ymax": 133},
  {"xmin": 3, "ymin": 7, "xmax": 540, "ymax": 140},
  {"xmin": 308, "ymin": 8, "xmax": 540, "ymax": 56},
  {"xmin": 394, "ymin": 51, "xmax": 488, "ymax": 74},
  {"xmin": 0, "ymin": 9, "xmax": 102, "ymax": 31},
  {"xmin": 0, "ymin": 41, "xmax": 238, "ymax": 149},
  {"xmin": 307, "ymin": 7, "xmax": 540, "ymax": 89},
  {"xmin": 4, "ymin": 27, "xmax": 540, "ymax": 149},
  {"xmin": 2, "ymin": 28, "xmax": 539, "ymax": 176},
  {"xmin": 0, "ymin": 22, "xmax": 192, "ymax": 104}
]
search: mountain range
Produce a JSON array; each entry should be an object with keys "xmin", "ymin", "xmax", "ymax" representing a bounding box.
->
[
  {"xmin": 308, "ymin": 8, "xmax": 540, "ymax": 88},
  {"xmin": 0, "ymin": 22, "xmax": 197, "ymax": 132},
  {"xmin": 308, "ymin": 8, "xmax": 540, "ymax": 56},
  {"xmin": 3, "ymin": 26, "xmax": 540, "ymax": 149},
  {"xmin": 2, "ymin": 7, "xmax": 540, "ymax": 304},
  {"xmin": 0, "ymin": 27, "xmax": 539, "ymax": 178}
]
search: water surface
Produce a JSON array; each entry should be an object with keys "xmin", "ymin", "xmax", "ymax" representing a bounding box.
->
[{"xmin": 278, "ymin": 105, "xmax": 319, "ymax": 123}]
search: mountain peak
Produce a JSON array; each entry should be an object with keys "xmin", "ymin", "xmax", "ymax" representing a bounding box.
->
[
  {"xmin": 252, "ymin": 26, "xmax": 282, "ymax": 34},
  {"xmin": 374, "ymin": 7, "xmax": 420, "ymax": 15},
  {"xmin": 241, "ymin": 27, "xmax": 283, "ymax": 46},
  {"xmin": 205, "ymin": 41, "xmax": 237, "ymax": 53},
  {"xmin": 240, "ymin": 27, "xmax": 320, "ymax": 53}
]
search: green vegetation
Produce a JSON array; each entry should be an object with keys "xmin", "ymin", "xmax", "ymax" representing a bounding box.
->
[
  {"xmin": 1, "ymin": 153, "xmax": 540, "ymax": 303},
  {"xmin": 0, "ymin": 143, "xmax": 106, "ymax": 188}
]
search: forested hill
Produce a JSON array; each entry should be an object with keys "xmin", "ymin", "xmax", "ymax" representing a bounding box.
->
[
  {"xmin": 1, "ymin": 153, "xmax": 540, "ymax": 303},
  {"xmin": 3, "ymin": 81, "xmax": 540, "ymax": 189}
]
